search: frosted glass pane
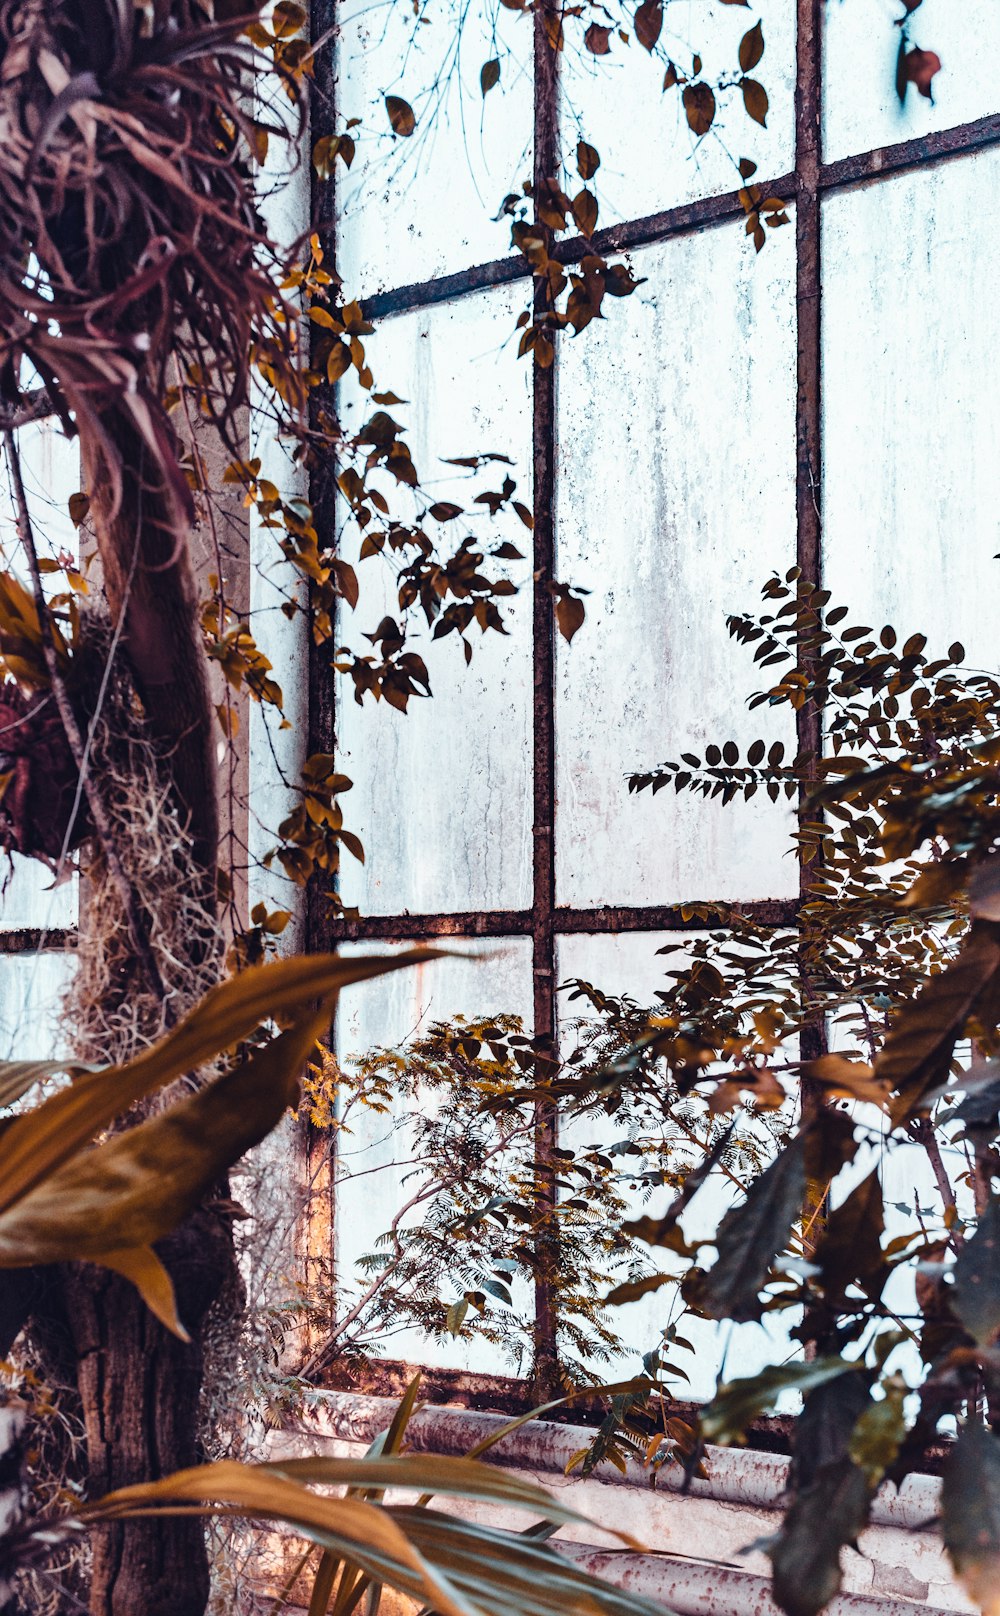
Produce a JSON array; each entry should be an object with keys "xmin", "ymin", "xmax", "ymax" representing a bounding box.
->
[
  {"xmin": 558, "ymin": 932, "xmax": 794, "ymax": 1400},
  {"xmin": 0, "ymin": 950, "xmax": 75, "ymax": 1062},
  {"xmin": 0, "ymin": 855, "xmax": 75, "ymax": 931},
  {"xmin": 823, "ymin": 151, "xmax": 1000, "ymax": 668},
  {"xmin": 561, "ymin": 0, "xmax": 794, "ymax": 228},
  {"xmin": 335, "ymin": 0, "xmax": 532, "ymax": 297},
  {"xmin": 824, "ymin": 0, "xmax": 1000, "ymax": 165},
  {"xmin": 336, "ymin": 286, "xmax": 533, "ymax": 914},
  {"xmin": 555, "ymin": 225, "xmax": 798, "ymax": 908},
  {"xmin": 0, "ymin": 420, "xmax": 80, "ymax": 929},
  {"xmin": 335, "ymin": 938, "xmax": 533, "ymax": 1373}
]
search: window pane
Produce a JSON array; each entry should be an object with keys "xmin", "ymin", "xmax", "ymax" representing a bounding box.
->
[
  {"xmin": 0, "ymin": 419, "xmax": 80, "ymax": 930},
  {"xmin": 557, "ymin": 931, "xmax": 794, "ymax": 1399},
  {"xmin": 824, "ymin": 0, "xmax": 1000, "ymax": 166},
  {"xmin": 336, "ymin": 285, "xmax": 533, "ymax": 915},
  {"xmin": 334, "ymin": 938, "xmax": 533, "ymax": 1373},
  {"xmin": 0, "ymin": 950, "xmax": 75, "ymax": 1062},
  {"xmin": 335, "ymin": 0, "xmax": 532, "ymax": 298},
  {"xmin": 555, "ymin": 225, "xmax": 798, "ymax": 909},
  {"xmin": 561, "ymin": 0, "xmax": 794, "ymax": 230},
  {"xmin": 822, "ymin": 151, "xmax": 1000, "ymax": 664}
]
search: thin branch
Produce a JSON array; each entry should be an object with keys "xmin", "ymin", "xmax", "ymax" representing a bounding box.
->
[
  {"xmin": 0, "ymin": 391, "xmax": 55, "ymax": 432},
  {"xmin": 3, "ymin": 429, "xmax": 171, "ymax": 1017}
]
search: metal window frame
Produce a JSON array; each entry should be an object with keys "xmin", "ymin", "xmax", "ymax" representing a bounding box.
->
[{"xmin": 298, "ymin": 5, "xmax": 1000, "ymax": 1373}]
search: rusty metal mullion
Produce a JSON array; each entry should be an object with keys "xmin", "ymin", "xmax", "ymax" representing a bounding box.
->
[
  {"xmin": 321, "ymin": 898, "xmax": 799, "ymax": 943},
  {"xmin": 308, "ymin": 0, "xmax": 339, "ymax": 962},
  {"xmin": 361, "ymin": 110, "xmax": 1000, "ymax": 325},
  {"xmin": 795, "ymin": 0, "xmax": 825, "ymax": 1072},
  {"xmin": 530, "ymin": 0, "xmax": 560, "ymax": 1393},
  {"xmin": 305, "ymin": 0, "xmax": 341, "ymax": 1338}
]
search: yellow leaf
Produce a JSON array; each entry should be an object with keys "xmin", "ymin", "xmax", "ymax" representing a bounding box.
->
[
  {"xmin": 99, "ymin": 1246, "xmax": 189, "ymax": 1341},
  {"xmin": 0, "ymin": 949, "xmax": 442, "ymax": 1217}
]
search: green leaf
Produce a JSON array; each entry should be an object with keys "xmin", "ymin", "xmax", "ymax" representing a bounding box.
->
[
  {"xmin": 880, "ymin": 926, "xmax": 1000, "ymax": 1122},
  {"xmin": 953, "ymin": 1194, "xmax": 1000, "ymax": 1345},
  {"xmin": 815, "ymin": 1169, "xmax": 886, "ymax": 1304},
  {"xmin": 848, "ymin": 1378, "xmax": 906, "ymax": 1489},
  {"xmin": 701, "ymin": 1358, "xmax": 859, "ymax": 1445},
  {"xmin": 700, "ymin": 1131, "xmax": 807, "ymax": 1321},
  {"xmin": 942, "ymin": 1426, "xmax": 1000, "ymax": 1615},
  {"xmin": 446, "ymin": 1298, "xmax": 470, "ymax": 1336},
  {"xmin": 769, "ymin": 1456, "xmax": 871, "ymax": 1616}
]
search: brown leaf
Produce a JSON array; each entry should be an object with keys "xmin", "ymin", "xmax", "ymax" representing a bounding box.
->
[
  {"xmin": 683, "ymin": 81, "xmax": 716, "ymax": 136},
  {"xmin": 576, "ymin": 141, "xmax": 600, "ymax": 180},
  {"xmin": 969, "ymin": 856, "xmax": 1000, "ymax": 922},
  {"xmin": 741, "ymin": 77, "xmax": 768, "ymax": 125},
  {"xmin": 572, "ymin": 188, "xmax": 598, "ymax": 238},
  {"xmin": 802, "ymin": 1053, "xmax": 891, "ymax": 1110},
  {"xmin": 739, "ymin": 20, "xmax": 765, "ymax": 71},
  {"xmin": 634, "ymin": 0, "xmax": 662, "ymax": 51},
  {"xmin": 902, "ymin": 46, "xmax": 941, "ymax": 100},
  {"xmin": 555, "ymin": 594, "xmax": 585, "ymax": 643},
  {"xmin": 385, "ymin": 96, "xmax": 416, "ymax": 136},
  {"xmin": 584, "ymin": 23, "xmax": 611, "ymax": 53},
  {"xmin": 480, "ymin": 58, "xmax": 500, "ymax": 95}
]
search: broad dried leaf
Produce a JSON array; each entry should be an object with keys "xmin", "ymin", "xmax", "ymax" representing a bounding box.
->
[
  {"xmin": 802, "ymin": 1053, "xmax": 890, "ymax": 1109},
  {"xmin": 970, "ymin": 856, "xmax": 1000, "ymax": 922},
  {"xmin": 738, "ymin": 20, "xmax": 764, "ymax": 71},
  {"xmin": 634, "ymin": 0, "xmax": 662, "ymax": 51},
  {"xmin": 576, "ymin": 141, "xmax": 600, "ymax": 180},
  {"xmin": 682, "ymin": 81, "xmax": 716, "ymax": 135},
  {"xmin": 584, "ymin": 23, "xmax": 611, "ymax": 53},
  {"xmin": 815, "ymin": 1170, "xmax": 886, "ymax": 1303},
  {"xmin": 741, "ymin": 76, "xmax": 768, "ymax": 125},
  {"xmin": 555, "ymin": 594, "xmax": 585, "ymax": 643},
  {"xmin": 385, "ymin": 96, "xmax": 416, "ymax": 136},
  {"xmin": 480, "ymin": 59, "xmax": 500, "ymax": 95}
]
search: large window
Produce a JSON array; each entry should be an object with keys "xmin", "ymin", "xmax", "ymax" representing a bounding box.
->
[{"xmin": 314, "ymin": 0, "xmax": 1000, "ymax": 1385}]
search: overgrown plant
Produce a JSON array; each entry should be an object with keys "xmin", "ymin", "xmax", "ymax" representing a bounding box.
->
[
  {"xmin": 543, "ymin": 575, "xmax": 1000, "ymax": 1616},
  {"xmin": 0, "ymin": 949, "xmax": 673, "ymax": 1616}
]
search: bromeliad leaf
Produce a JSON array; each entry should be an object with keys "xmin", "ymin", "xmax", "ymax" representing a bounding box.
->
[{"xmin": 0, "ymin": 948, "xmax": 441, "ymax": 1215}]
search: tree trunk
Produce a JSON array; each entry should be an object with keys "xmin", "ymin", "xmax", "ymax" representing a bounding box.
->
[
  {"xmin": 66, "ymin": 1213, "xmax": 234, "ymax": 1616},
  {"xmin": 64, "ymin": 406, "xmax": 228, "ymax": 1616}
]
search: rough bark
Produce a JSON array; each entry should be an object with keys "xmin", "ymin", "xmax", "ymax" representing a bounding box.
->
[
  {"xmin": 65, "ymin": 1213, "xmax": 234, "ymax": 1616},
  {"xmin": 66, "ymin": 408, "xmax": 228, "ymax": 1616}
]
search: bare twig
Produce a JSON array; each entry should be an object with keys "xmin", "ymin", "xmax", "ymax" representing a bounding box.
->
[
  {"xmin": 3, "ymin": 428, "xmax": 172, "ymax": 1018},
  {"xmin": 0, "ymin": 390, "xmax": 55, "ymax": 432}
]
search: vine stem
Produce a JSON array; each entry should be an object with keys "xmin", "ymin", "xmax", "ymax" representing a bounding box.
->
[{"xmin": 3, "ymin": 429, "xmax": 171, "ymax": 1019}]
